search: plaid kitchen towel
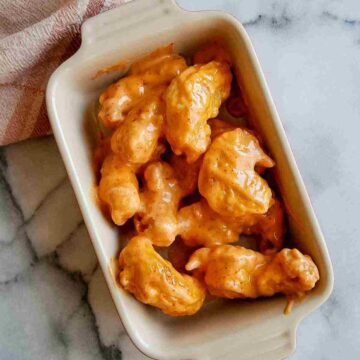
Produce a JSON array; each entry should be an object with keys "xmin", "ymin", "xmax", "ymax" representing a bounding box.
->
[{"xmin": 0, "ymin": 0, "xmax": 129, "ymax": 146}]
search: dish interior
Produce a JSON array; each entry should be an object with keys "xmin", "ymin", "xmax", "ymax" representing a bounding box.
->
[{"xmin": 49, "ymin": 13, "xmax": 332, "ymax": 357}]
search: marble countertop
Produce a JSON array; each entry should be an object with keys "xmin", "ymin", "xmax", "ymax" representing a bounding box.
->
[{"xmin": 1, "ymin": 0, "xmax": 360, "ymax": 359}]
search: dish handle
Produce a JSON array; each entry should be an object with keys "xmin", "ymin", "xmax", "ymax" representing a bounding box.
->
[
  {"xmin": 81, "ymin": 0, "xmax": 184, "ymax": 46},
  {"xmin": 194, "ymin": 322, "xmax": 298, "ymax": 360}
]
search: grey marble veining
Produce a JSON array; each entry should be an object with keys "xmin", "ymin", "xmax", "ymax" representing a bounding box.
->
[{"xmin": 1, "ymin": 0, "xmax": 360, "ymax": 359}]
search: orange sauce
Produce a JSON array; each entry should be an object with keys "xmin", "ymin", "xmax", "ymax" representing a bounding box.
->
[{"xmin": 92, "ymin": 60, "xmax": 128, "ymax": 79}]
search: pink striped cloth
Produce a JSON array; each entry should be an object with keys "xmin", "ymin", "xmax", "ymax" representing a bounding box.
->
[{"xmin": 0, "ymin": 0, "xmax": 129, "ymax": 146}]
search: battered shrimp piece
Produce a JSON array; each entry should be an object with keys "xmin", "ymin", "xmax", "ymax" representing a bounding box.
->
[
  {"xmin": 178, "ymin": 199, "xmax": 244, "ymax": 247},
  {"xmin": 98, "ymin": 154, "xmax": 140, "ymax": 225},
  {"xmin": 193, "ymin": 41, "xmax": 232, "ymax": 65},
  {"xmin": 129, "ymin": 44, "xmax": 184, "ymax": 76},
  {"xmin": 199, "ymin": 128, "xmax": 274, "ymax": 218},
  {"xmin": 209, "ymin": 120, "xmax": 270, "ymax": 176},
  {"xmin": 119, "ymin": 236, "xmax": 206, "ymax": 316},
  {"xmin": 135, "ymin": 162, "xmax": 183, "ymax": 247},
  {"xmin": 165, "ymin": 61, "xmax": 232, "ymax": 162},
  {"xmin": 186, "ymin": 245, "xmax": 319, "ymax": 299},
  {"xmin": 111, "ymin": 88, "xmax": 166, "ymax": 165},
  {"xmin": 178, "ymin": 198, "xmax": 284, "ymax": 251},
  {"xmin": 99, "ymin": 44, "xmax": 187, "ymax": 128}
]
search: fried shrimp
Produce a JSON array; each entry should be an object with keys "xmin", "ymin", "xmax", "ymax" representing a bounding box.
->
[
  {"xmin": 98, "ymin": 154, "xmax": 140, "ymax": 225},
  {"xmin": 110, "ymin": 88, "xmax": 166, "ymax": 165},
  {"xmin": 119, "ymin": 236, "xmax": 206, "ymax": 316},
  {"xmin": 178, "ymin": 198, "xmax": 285, "ymax": 252},
  {"xmin": 186, "ymin": 245, "xmax": 319, "ymax": 299},
  {"xmin": 134, "ymin": 162, "xmax": 184, "ymax": 247},
  {"xmin": 99, "ymin": 44, "xmax": 187, "ymax": 128},
  {"xmin": 165, "ymin": 61, "xmax": 232, "ymax": 162},
  {"xmin": 199, "ymin": 128, "xmax": 274, "ymax": 218}
]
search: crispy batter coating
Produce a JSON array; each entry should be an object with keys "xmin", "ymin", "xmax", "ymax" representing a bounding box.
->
[
  {"xmin": 178, "ymin": 198, "xmax": 285, "ymax": 252},
  {"xmin": 186, "ymin": 245, "xmax": 319, "ymax": 299},
  {"xmin": 209, "ymin": 119, "xmax": 273, "ymax": 180},
  {"xmin": 165, "ymin": 61, "xmax": 232, "ymax": 163},
  {"xmin": 134, "ymin": 157, "xmax": 201, "ymax": 246},
  {"xmin": 129, "ymin": 44, "xmax": 184, "ymax": 76},
  {"xmin": 209, "ymin": 119, "xmax": 265, "ymax": 150},
  {"xmin": 119, "ymin": 236, "xmax": 206, "ymax": 316},
  {"xmin": 99, "ymin": 44, "xmax": 187, "ymax": 128},
  {"xmin": 135, "ymin": 162, "xmax": 183, "ymax": 247},
  {"xmin": 199, "ymin": 128, "xmax": 274, "ymax": 218},
  {"xmin": 98, "ymin": 154, "xmax": 140, "ymax": 225},
  {"xmin": 193, "ymin": 41, "xmax": 232, "ymax": 65},
  {"xmin": 111, "ymin": 88, "xmax": 166, "ymax": 165},
  {"xmin": 178, "ymin": 199, "xmax": 244, "ymax": 247}
]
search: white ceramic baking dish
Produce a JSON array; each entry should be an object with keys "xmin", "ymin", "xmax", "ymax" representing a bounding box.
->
[{"xmin": 46, "ymin": 0, "xmax": 334, "ymax": 359}]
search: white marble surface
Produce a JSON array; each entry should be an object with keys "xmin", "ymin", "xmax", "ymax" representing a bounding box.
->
[{"xmin": 1, "ymin": 0, "xmax": 360, "ymax": 359}]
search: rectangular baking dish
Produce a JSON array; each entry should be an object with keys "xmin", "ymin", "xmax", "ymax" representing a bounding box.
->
[{"xmin": 46, "ymin": 0, "xmax": 334, "ymax": 359}]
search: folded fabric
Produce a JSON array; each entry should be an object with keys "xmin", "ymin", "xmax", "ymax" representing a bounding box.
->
[{"xmin": 0, "ymin": 0, "xmax": 129, "ymax": 146}]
